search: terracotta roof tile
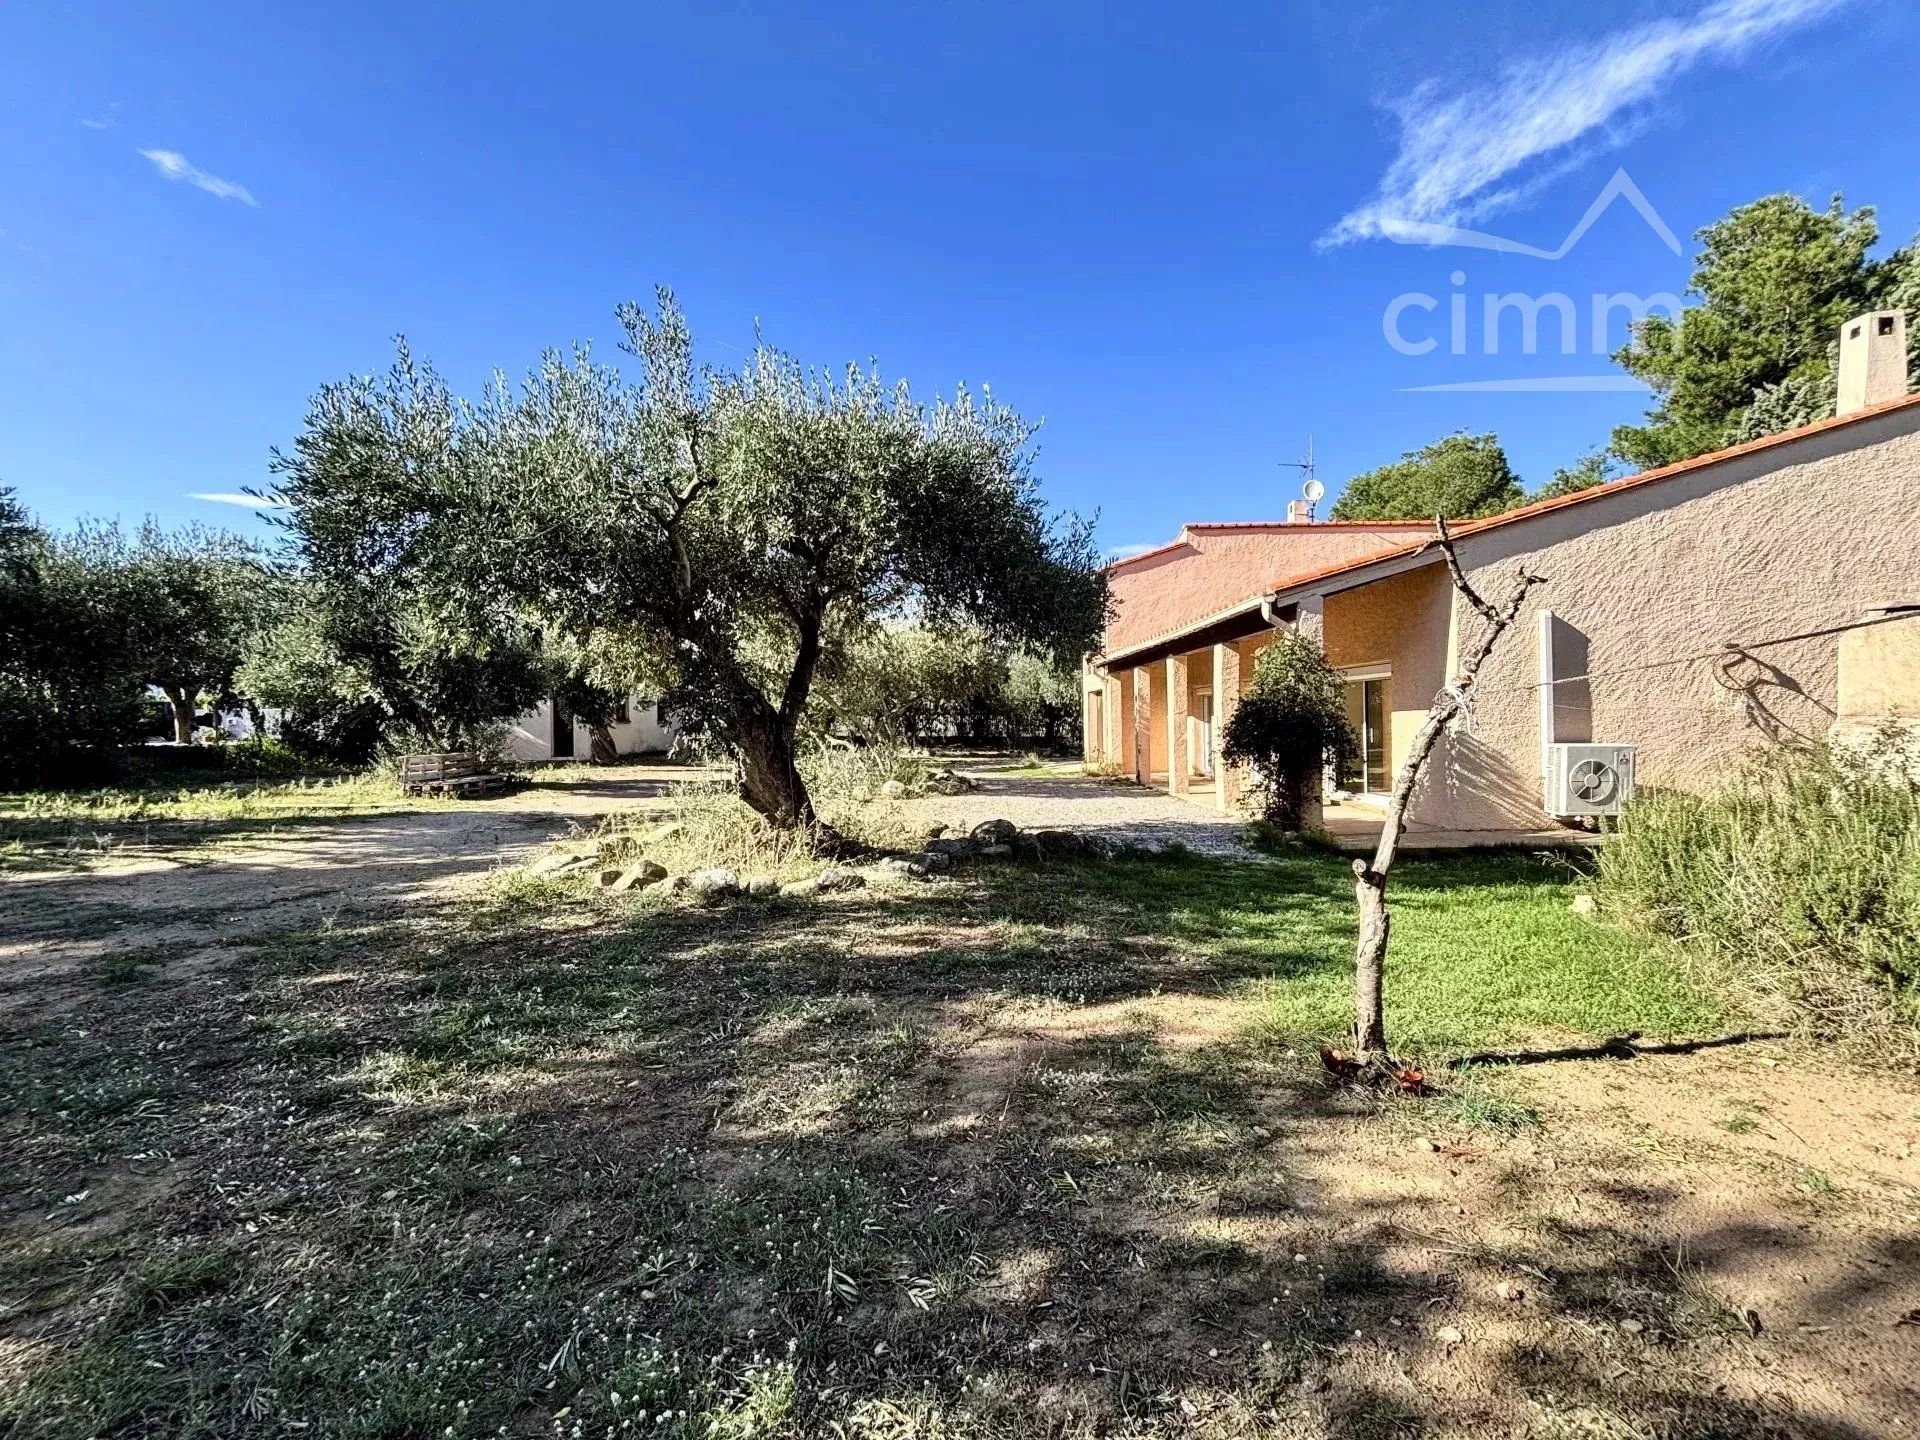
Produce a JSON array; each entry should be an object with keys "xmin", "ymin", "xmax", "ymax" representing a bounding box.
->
[{"xmin": 1262, "ymin": 390, "xmax": 1920, "ymax": 596}]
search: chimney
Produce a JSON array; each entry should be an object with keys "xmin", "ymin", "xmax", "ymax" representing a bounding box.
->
[
  {"xmin": 1836, "ymin": 310, "xmax": 1909, "ymax": 417},
  {"xmin": 1286, "ymin": 499, "xmax": 1313, "ymax": 524}
]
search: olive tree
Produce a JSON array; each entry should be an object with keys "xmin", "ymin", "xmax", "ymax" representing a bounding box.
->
[{"xmin": 273, "ymin": 292, "xmax": 1105, "ymax": 827}]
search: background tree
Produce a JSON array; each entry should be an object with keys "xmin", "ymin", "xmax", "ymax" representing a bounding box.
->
[
  {"xmin": 1610, "ymin": 194, "xmax": 1898, "ymax": 466},
  {"xmin": 235, "ymin": 574, "xmax": 549, "ymax": 764},
  {"xmin": 1219, "ymin": 630, "xmax": 1355, "ymax": 830},
  {"xmin": 114, "ymin": 521, "xmax": 264, "ymax": 743},
  {"xmin": 810, "ymin": 625, "xmax": 1001, "ymax": 744},
  {"xmin": 1329, "ymin": 432, "xmax": 1523, "ymax": 521},
  {"xmin": 272, "ymin": 292, "xmax": 1105, "ymax": 828},
  {"xmin": 1001, "ymin": 645, "xmax": 1080, "ymax": 750},
  {"xmin": 0, "ymin": 504, "xmax": 150, "ymax": 784},
  {"xmin": 1529, "ymin": 450, "xmax": 1617, "ymax": 504}
]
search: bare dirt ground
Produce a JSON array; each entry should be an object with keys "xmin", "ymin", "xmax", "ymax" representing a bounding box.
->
[
  {"xmin": 3, "ymin": 772, "xmax": 1917, "ymax": 1436},
  {"xmin": 0, "ymin": 768, "xmax": 700, "ymax": 1020}
]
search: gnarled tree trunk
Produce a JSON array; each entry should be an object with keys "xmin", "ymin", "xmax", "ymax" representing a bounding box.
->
[
  {"xmin": 589, "ymin": 724, "xmax": 618, "ymax": 765},
  {"xmin": 735, "ymin": 706, "xmax": 816, "ymax": 830},
  {"xmin": 164, "ymin": 684, "xmax": 196, "ymax": 744}
]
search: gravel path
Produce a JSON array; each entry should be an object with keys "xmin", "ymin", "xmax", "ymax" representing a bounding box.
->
[{"xmin": 899, "ymin": 766, "xmax": 1258, "ymax": 858}]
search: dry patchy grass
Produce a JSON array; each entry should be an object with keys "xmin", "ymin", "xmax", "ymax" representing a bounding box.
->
[{"xmin": 1, "ymin": 846, "xmax": 1914, "ymax": 1438}]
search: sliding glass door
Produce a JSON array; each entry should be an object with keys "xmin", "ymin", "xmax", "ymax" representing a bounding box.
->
[{"xmin": 1338, "ymin": 675, "xmax": 1389, "ymax": 795}]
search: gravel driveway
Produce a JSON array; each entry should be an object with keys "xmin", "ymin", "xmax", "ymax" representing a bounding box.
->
[{"xmin": 899, "ymin": 766, "xmax": 1257, "ymax": 858}]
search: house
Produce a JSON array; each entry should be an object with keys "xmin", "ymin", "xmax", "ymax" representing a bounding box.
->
[
  {"xmin": 1084, "ymin": 311, "xmax": 1920, "ymax": 841},
  {"xmin": 505, "ymin": 693, "xmax": 680, "ymax": 764}
]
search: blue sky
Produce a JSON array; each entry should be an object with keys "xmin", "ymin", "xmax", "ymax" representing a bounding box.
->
[{"xmin": 2, "ymin": 0, "xmax": 1914, "ymax": 557}]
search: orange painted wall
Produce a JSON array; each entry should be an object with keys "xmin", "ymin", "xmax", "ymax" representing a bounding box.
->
[{"xmin": 1101, "ymin": 523, "xmax": 1428, "ymax": 658}]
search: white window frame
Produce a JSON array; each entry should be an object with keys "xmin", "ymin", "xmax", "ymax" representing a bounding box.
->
[{"xmin": 1336, "ymin": 664, "xmax": 1393, "ymax": 798}]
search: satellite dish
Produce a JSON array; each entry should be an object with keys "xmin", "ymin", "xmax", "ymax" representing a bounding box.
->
[{"xmin": 1303, "ymin": 478, "xmax": 1325, "ymax": 503}]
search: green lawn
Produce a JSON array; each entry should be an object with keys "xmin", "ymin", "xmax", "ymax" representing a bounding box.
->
[{"xmin": 1, "ymin": 847, "xmax": 1753, "ymax": 1439}]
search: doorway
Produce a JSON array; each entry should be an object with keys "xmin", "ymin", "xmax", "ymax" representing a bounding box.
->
[
  {"xmin": 551, "ymin": 699, "xmax": 575, "ymax": 759},
  {"xmin": 1192, "ymin": 689, "xmax": 1215, "ymax": 777},
  {"xmin": 1339, "ymin": 673, "xmax": 1389, "ymax": 794}
]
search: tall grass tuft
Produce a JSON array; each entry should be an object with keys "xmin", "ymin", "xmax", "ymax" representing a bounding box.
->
[
  {"xmin": 1595, "ymin": 732, "xmax": 1920, "ymax": 1057},
  {"xmin": 798, "ymin": 739, "xmax": 939, "ymax": 807}
]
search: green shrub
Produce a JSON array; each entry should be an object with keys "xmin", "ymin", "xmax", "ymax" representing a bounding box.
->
[
  {"xmin": 1594, "ymin": 734, "xmax": 1920, "ymax": 1052},
  {"xmin": 1219, "ymin": 630, "xmax": 1355, "ymax": 829}
]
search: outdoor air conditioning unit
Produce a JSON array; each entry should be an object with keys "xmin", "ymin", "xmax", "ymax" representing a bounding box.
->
[{"xmin": 1545, "ymin": 743, "xmax": 1636, "ymax": 817}]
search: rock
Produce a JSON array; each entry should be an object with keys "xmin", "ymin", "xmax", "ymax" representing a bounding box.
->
[
  {"xmin": 641, "ymin": 821, "xmax": 684, "ymax": 846},
  {"xmin": 607, "ymin": 860, "xmax": 668, "ymax": 892},
  {"xmin": 977, "ymin": 843, "xmax": 1014, "ymax": 861},
  {"xmin": 530, "ymin": 852, "xmax": 592, "ymax": 877},
  {"xmin": 879, "ymin": 779, "xmax": 908, "ymax": 800},
  {"xmin": 912, "ymin": 849, "xmax": 953, "ymax": 875},
  {"xmin": 1435, "ymin": 1326, "xmax": 1465, "ymax": 1345},
  {"xmin": 654, "ymin": 875, "xmax": 690, "ymax": 896},
  {"xmin": 928, "ymin": 771, "xmax": 975, "ymax": 796},
  {"xmin": 1618, "ymin": 1318, "xmax": 1645, "ymax": 1335},
  {"xmin": 689, "ymin": 866, "xmax": 741, "ymax": 898},
  {"xmin": 1570, "ymin": 893, "xmax": 1597, "ymax": 915},
  {"xmin": 926, "ymin": 822, "xmax": 949, "ymax": 838},
  {"xmin": 1030, "ymin": 828, "xmax": 1087, "ymax": 858},
  {"xmin": 779, "ymin": 878, "xmax": 820, "ymax": 899},
  {"xmin": 1495, "ymin": 1281, "xmax": 1525, "ymax": 1303},
  {"xmin": 925, "ymin": 836, "xmax": 975, "ymax": 861},
  {"xmin": 970, "ymin": 818, "xmax": 1018, "ymax": 845},
  {"xmin": 596, "ymin": 867, "xmax": 624, "ymax": 888},
  {"xmin": 814, "ymin": 866, "xmax": 866, "ymax": 894},
  {"xmin": 744, "ymin": 874, "xmax": 781, "ymax": 897},
  {"xmin": 877, "ymin": 856, "xmax": 930, "ymax": 880}
]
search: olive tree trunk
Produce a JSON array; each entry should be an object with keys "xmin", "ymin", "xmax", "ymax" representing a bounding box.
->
[
  {"xmin": 1351, "ymin": 519, "xmax": 1546, "ymax": 1065},
  {"xmin": 589, "ymin": 724, "xmax": 618, "ymax": 765},
  {"xmin": 164, "ymin": 684, "xmax": 197, "ymax": 744}
]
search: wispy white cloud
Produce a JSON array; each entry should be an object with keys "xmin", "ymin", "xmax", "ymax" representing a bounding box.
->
[
  {"xmin": 138, "ymin": 148, "xmax": 257, "ymax": 207},
  {"xmin": 1324, "ymin": 0, "xmax": 1852, "ymax": 248},
  {"xmin": 81, "ymin": 103, "xmax": 120, "ymax": 131},
  {"xmin": 188, "ymin": 491, "xmax": 284, "ymax": 508}
]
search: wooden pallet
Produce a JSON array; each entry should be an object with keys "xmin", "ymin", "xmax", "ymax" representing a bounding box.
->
[{"xmin": 399, "ymin": 752, "xmax": 511, "ymax": 798}]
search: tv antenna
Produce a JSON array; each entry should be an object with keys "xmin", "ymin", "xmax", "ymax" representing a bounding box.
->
[{"xmin": 1280, "ymin": 438, "xmax": 1324, "ymax": 518}]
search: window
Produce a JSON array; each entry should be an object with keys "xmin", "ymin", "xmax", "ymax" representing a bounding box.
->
[
  {"xmin": 1337, "ymin": 671, "xmax": 1390, "ymax": 794},
  {"xmin": 613, "ymin": 699, "xmax": 631, "ymax": 724}
]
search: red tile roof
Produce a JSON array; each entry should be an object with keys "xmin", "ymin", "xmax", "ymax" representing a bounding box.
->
[
  {"xmin": 1263, "ymin": 389, "xmax": 1920, "ymax": 597},
  {"xmin": 1103, "ymin": 520, "xmax": 1427, "ymax": 574}
]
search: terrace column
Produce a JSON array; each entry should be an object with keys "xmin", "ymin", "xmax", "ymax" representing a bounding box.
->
[
  {"xmin": 1292, "ymin": 595, "xmax": 1327, "ymax": 831},
  {"xmin": 1131, "ymin": 666, "xmax": 1153, "ymax": 786},
  {"xmin": 1166, "ymin": 653, "xmax": 1189, "ymax": 797},
  {"xmin": 1294, "ymin": 594, "xmax": 1325, "ymax": 647},
  {"xmin": 1212, "ymin": 640, "xmax": 1242, "ymax": 814},
  {"xmin": 1104, "ymin": 672, "xmax": 1123, "ymax": 766}
]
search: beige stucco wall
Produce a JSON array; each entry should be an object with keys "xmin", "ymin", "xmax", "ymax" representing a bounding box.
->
[
  {"xmin": 1406, "ymin": 405, "xmax": 1920, "ymax": 830},
  {"xmin": 1323, "ymin": 565, "xmax": 1454, "ymax": 798}
]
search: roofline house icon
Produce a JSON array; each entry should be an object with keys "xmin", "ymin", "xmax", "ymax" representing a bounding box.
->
[
  {"xmin": 1372, "ymin": 169, "xmax": 1687, "ymax": 393},
  {"xmin": 1376, "ymin": 169, "xmax": 1682, "ymax": 261}
]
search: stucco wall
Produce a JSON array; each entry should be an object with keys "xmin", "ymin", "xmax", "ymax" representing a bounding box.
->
[
  {"xmin": 506, "ymin": 696, "xmax": 679, "ymax": 764},
  {"xmin": 1103, "ymin": 523, "xmax": 1427, "ymax": 657},
  {"xmin": 1324, "ymin": 564, "xmax": 1453, "ymax": 801},
  {"xmin": 1412, "ymin": 405, "xmax": 1920, "ymax": 830}
]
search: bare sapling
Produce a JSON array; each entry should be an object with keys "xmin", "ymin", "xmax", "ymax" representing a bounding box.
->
[{"xmin": 1350, "ymin": 516, "xmax": 1546, "ymax": 1065}]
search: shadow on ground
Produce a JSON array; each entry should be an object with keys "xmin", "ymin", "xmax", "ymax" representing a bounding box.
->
[{"xmin": 0, "ymin": 852, "xmax": 1910, "ymax": 1438}]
